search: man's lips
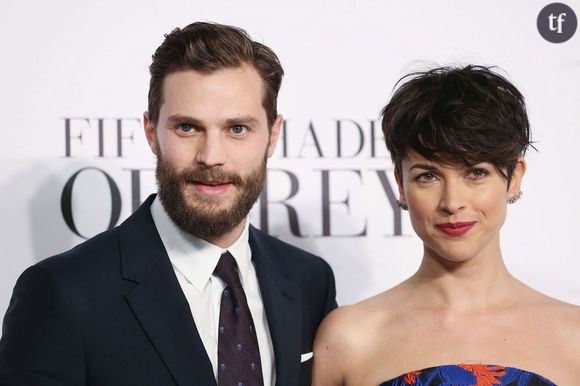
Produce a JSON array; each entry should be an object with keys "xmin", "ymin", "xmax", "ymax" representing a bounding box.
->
[
  {"xmin": 193, "ymin": 179, "xmax": 230, "ymax": 186},
  {"xmin": 435, "ymin": 221, "xmax": 476, "ymax": 237},
  {"xmin": 191, "ymin": 180, "xmax": 233, "ymax": 195}
]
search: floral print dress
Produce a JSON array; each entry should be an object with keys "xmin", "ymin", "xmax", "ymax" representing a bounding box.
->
[{"xmin": 380, "ymin": 364, "xmax": 556, "ymax": 385}]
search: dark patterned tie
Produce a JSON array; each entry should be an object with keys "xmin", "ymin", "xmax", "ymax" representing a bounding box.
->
[{"xmin": 213, "ymin": 252, "xmax": 264, "ymax": 386}]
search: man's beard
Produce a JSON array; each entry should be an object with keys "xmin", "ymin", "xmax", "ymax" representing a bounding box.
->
[{"xmin": 155, "ymin": 153, "xmax": 266, "ymax": 241}]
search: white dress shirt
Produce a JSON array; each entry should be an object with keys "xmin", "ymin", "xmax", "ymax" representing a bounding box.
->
[{"xmin": 150, "ymin": 197, "xmax": 276, "ymax": 385}]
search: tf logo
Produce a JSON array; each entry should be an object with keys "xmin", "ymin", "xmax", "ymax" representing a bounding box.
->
[{"xmin": 537, "ymin": 3, "xmax": 577, "ymax": 43}]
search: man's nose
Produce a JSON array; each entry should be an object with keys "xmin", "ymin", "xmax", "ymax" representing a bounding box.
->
[{"xmin": 195, "ymin": 131, "xmax": 227, "ymax": 167}]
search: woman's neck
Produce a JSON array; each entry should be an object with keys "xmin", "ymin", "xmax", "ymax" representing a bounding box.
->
[{"xmin": 407, "ymin": 241, "xmax": 521, "ymax": 313}]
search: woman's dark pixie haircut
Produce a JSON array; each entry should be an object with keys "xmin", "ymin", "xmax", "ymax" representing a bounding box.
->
[
  {"xmin": 381, "ymin": 65, "xmax": 532, "ymax": 181},
  {"xmin": 148, "ymin": 22, "xmax": 284, "ymax": 128}
]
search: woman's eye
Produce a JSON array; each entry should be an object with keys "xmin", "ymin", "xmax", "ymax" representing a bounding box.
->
[
  {"xmin": 467, "ymin": 168, "xmax": 489, "ymax": 180},
  {"xmin": 416, "ymin": 172, "xmax": 437, "ymax": 182},
  {"xmin": 230, "ymin": 125, "xmax": 247, "ymax": 135}
]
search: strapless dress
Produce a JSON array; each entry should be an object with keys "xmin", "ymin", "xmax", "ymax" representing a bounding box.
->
[{"xmin": 379, "ymin": 364, "xmax": 556, "ymax": 385}]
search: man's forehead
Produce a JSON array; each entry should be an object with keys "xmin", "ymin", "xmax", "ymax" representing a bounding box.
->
[
  {"xmin": 159, "ymin": 65, "xmax": 263, "ymax": 103},
  {"xmin": 163, "ymin": 64, "xmax": 263, "ymax": 89}
]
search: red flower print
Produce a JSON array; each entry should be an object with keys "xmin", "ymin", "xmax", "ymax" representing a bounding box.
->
[
  {"xmin": 403, "ymin": 369, "xmax": 422, "ymax": 384},
  {"xmin": 459, "ymin": 364, "xmax": 506, "ymax": 386}
]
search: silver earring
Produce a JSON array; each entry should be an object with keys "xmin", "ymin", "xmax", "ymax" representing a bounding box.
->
[
  {"xmin": 397, "ymin": 200, "xmax": 408, "ymax": 210},
  {"xmin": 507, "ymin": 191, "xmax": 523, "ymax": 204}
]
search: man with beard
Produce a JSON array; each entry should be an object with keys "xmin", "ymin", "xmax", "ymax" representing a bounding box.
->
[{"xmin": 0, "ymin": 22, "xmax": 337, "ymax": 386}]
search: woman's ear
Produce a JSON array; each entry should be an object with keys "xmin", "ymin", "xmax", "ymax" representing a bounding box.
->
[
  {"xmin": 395, "ymin": 168, "xmax": 407, "ymax": 207},
  {"xmin": 508, "ymin": 157, "xmax": 526, "ymax": 199}
]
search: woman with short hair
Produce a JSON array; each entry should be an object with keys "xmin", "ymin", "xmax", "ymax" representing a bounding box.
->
[{"xmin": 312, "ymin": 65, "xmax": 580, "ymax": 386}]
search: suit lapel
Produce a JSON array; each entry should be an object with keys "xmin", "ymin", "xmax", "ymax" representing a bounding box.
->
[
  {"xmin": 250, "ymin": 227, "xmax": 302, "ymax": 386},
  {"xmin": 120, "ymin": 195, "xmax": 216, "ymax": 386}
]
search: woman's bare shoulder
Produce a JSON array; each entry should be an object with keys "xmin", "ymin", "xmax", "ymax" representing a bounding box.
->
[
  {"xmin": 528, "ymin": 289, "xmax": 580, "ymax": 321},
  {"xmin": 314, "ymin": 288, "xmax": 408, "ymax": 353},
  {"xmin": 312, "ymin": 290, "xmax": 406, "ymax": 386},
  {"xmin": 548, "ymin": 298, "xmax": 580, "ymax": 338},
  {"xmin": 314, "ymin": 303, "xmax": 375, "ymax": 351},
  {"xmin": 312, "ymin": 304, "xmax": 372, "ymax": 385},
  {"xmin": 541, "ymin": 297, "xmax": 580, "ymax": 375},
  {"xmin": 526, "ymin": 290, "xmax": 580, "ymax": 353}
]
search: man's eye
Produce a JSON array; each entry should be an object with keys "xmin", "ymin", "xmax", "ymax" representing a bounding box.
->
[
  {"xmin": 231, "ymin": 125, "xmax": 247, "ymax": 135},
  {"xmin": 178, "ymin": 123, "xmax": 195, "ymax": 133}
]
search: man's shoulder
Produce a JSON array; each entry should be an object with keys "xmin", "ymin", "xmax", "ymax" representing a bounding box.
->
[
  {"xmin": 36, "ymin": 195, "xmax": 157, "ymax": 276},
  {"xmin": 249, "ymin": 225, "xmax": 336, "ymax": 295},
  {"xmin": 250, "ymin": 226, "xmax": 337, "ymax": 315},
  {"xmin": 249, "ymin": 225, "xmax": 327, "ymax": 267},
  {"xmin": 35, "ymin": 225, "xmax": 122, "ymax": 278}
]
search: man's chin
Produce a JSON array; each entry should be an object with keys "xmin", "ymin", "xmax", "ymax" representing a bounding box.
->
[
  {"xmin": 171, "ymin": 201, "xmax": 248, "ymax": 241},
  {"xmin": 184, "ymin": 205, "xmax": 237, "ymax": 220},
  {"xmin": 181, "ymin": 191, "xmax": 236, "ymax": 211}
]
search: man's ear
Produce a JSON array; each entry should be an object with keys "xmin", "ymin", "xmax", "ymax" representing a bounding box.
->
[
  {"xmin": 267, "ymin": 114, "xmax": 283, "ymax": 157},
  {"xmin": 143, "ymin": 111, "xmax": 158, "ymax": 155},
  {"xmin": 508, "ymin": 157, "xmax": 526, "ymax": 198}
]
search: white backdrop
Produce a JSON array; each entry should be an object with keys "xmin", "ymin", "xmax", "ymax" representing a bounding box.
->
[{"xmin": 1, "ymin": 0, "xmax": 579, "ymax": 316}]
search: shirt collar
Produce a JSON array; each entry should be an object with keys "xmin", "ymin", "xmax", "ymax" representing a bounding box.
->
[{"xmin": 150, "ymin": 196, "xmax": 252, "ymax": 293}]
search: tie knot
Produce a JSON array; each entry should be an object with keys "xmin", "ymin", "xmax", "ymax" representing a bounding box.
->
[{"xmin": 213, "ymin": 252, "xmax": 242, "ymax": 289}]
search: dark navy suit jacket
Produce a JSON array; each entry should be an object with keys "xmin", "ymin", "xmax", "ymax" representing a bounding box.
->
[{"xmin": 0, "ymin": 195, "xmax": 337, "ymax": 386}]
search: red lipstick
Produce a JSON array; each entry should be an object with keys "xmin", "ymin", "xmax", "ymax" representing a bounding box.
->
[{"xmin": 436, "ymin": 221, "xmax": 476, "ymax": 237}]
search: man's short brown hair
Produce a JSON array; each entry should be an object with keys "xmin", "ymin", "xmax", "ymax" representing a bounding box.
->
[{"xmin": 148, "ymin": 22, "xmax": 284, "ymax": 128}]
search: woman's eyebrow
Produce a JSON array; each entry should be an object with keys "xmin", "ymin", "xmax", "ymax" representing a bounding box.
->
[{"xmin": 409, "ymin": 163, "xmax": 439, "ymax": 172}]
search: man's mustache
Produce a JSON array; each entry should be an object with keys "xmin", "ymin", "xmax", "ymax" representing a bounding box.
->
[{"xmin": 178, "ymin": 167, "xmax": 244, "ymax": 186}]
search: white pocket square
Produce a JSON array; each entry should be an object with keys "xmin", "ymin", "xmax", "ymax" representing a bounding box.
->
[{"xmin": 300, "ymin": 352, "xmax": 313, "ymax": 363}]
